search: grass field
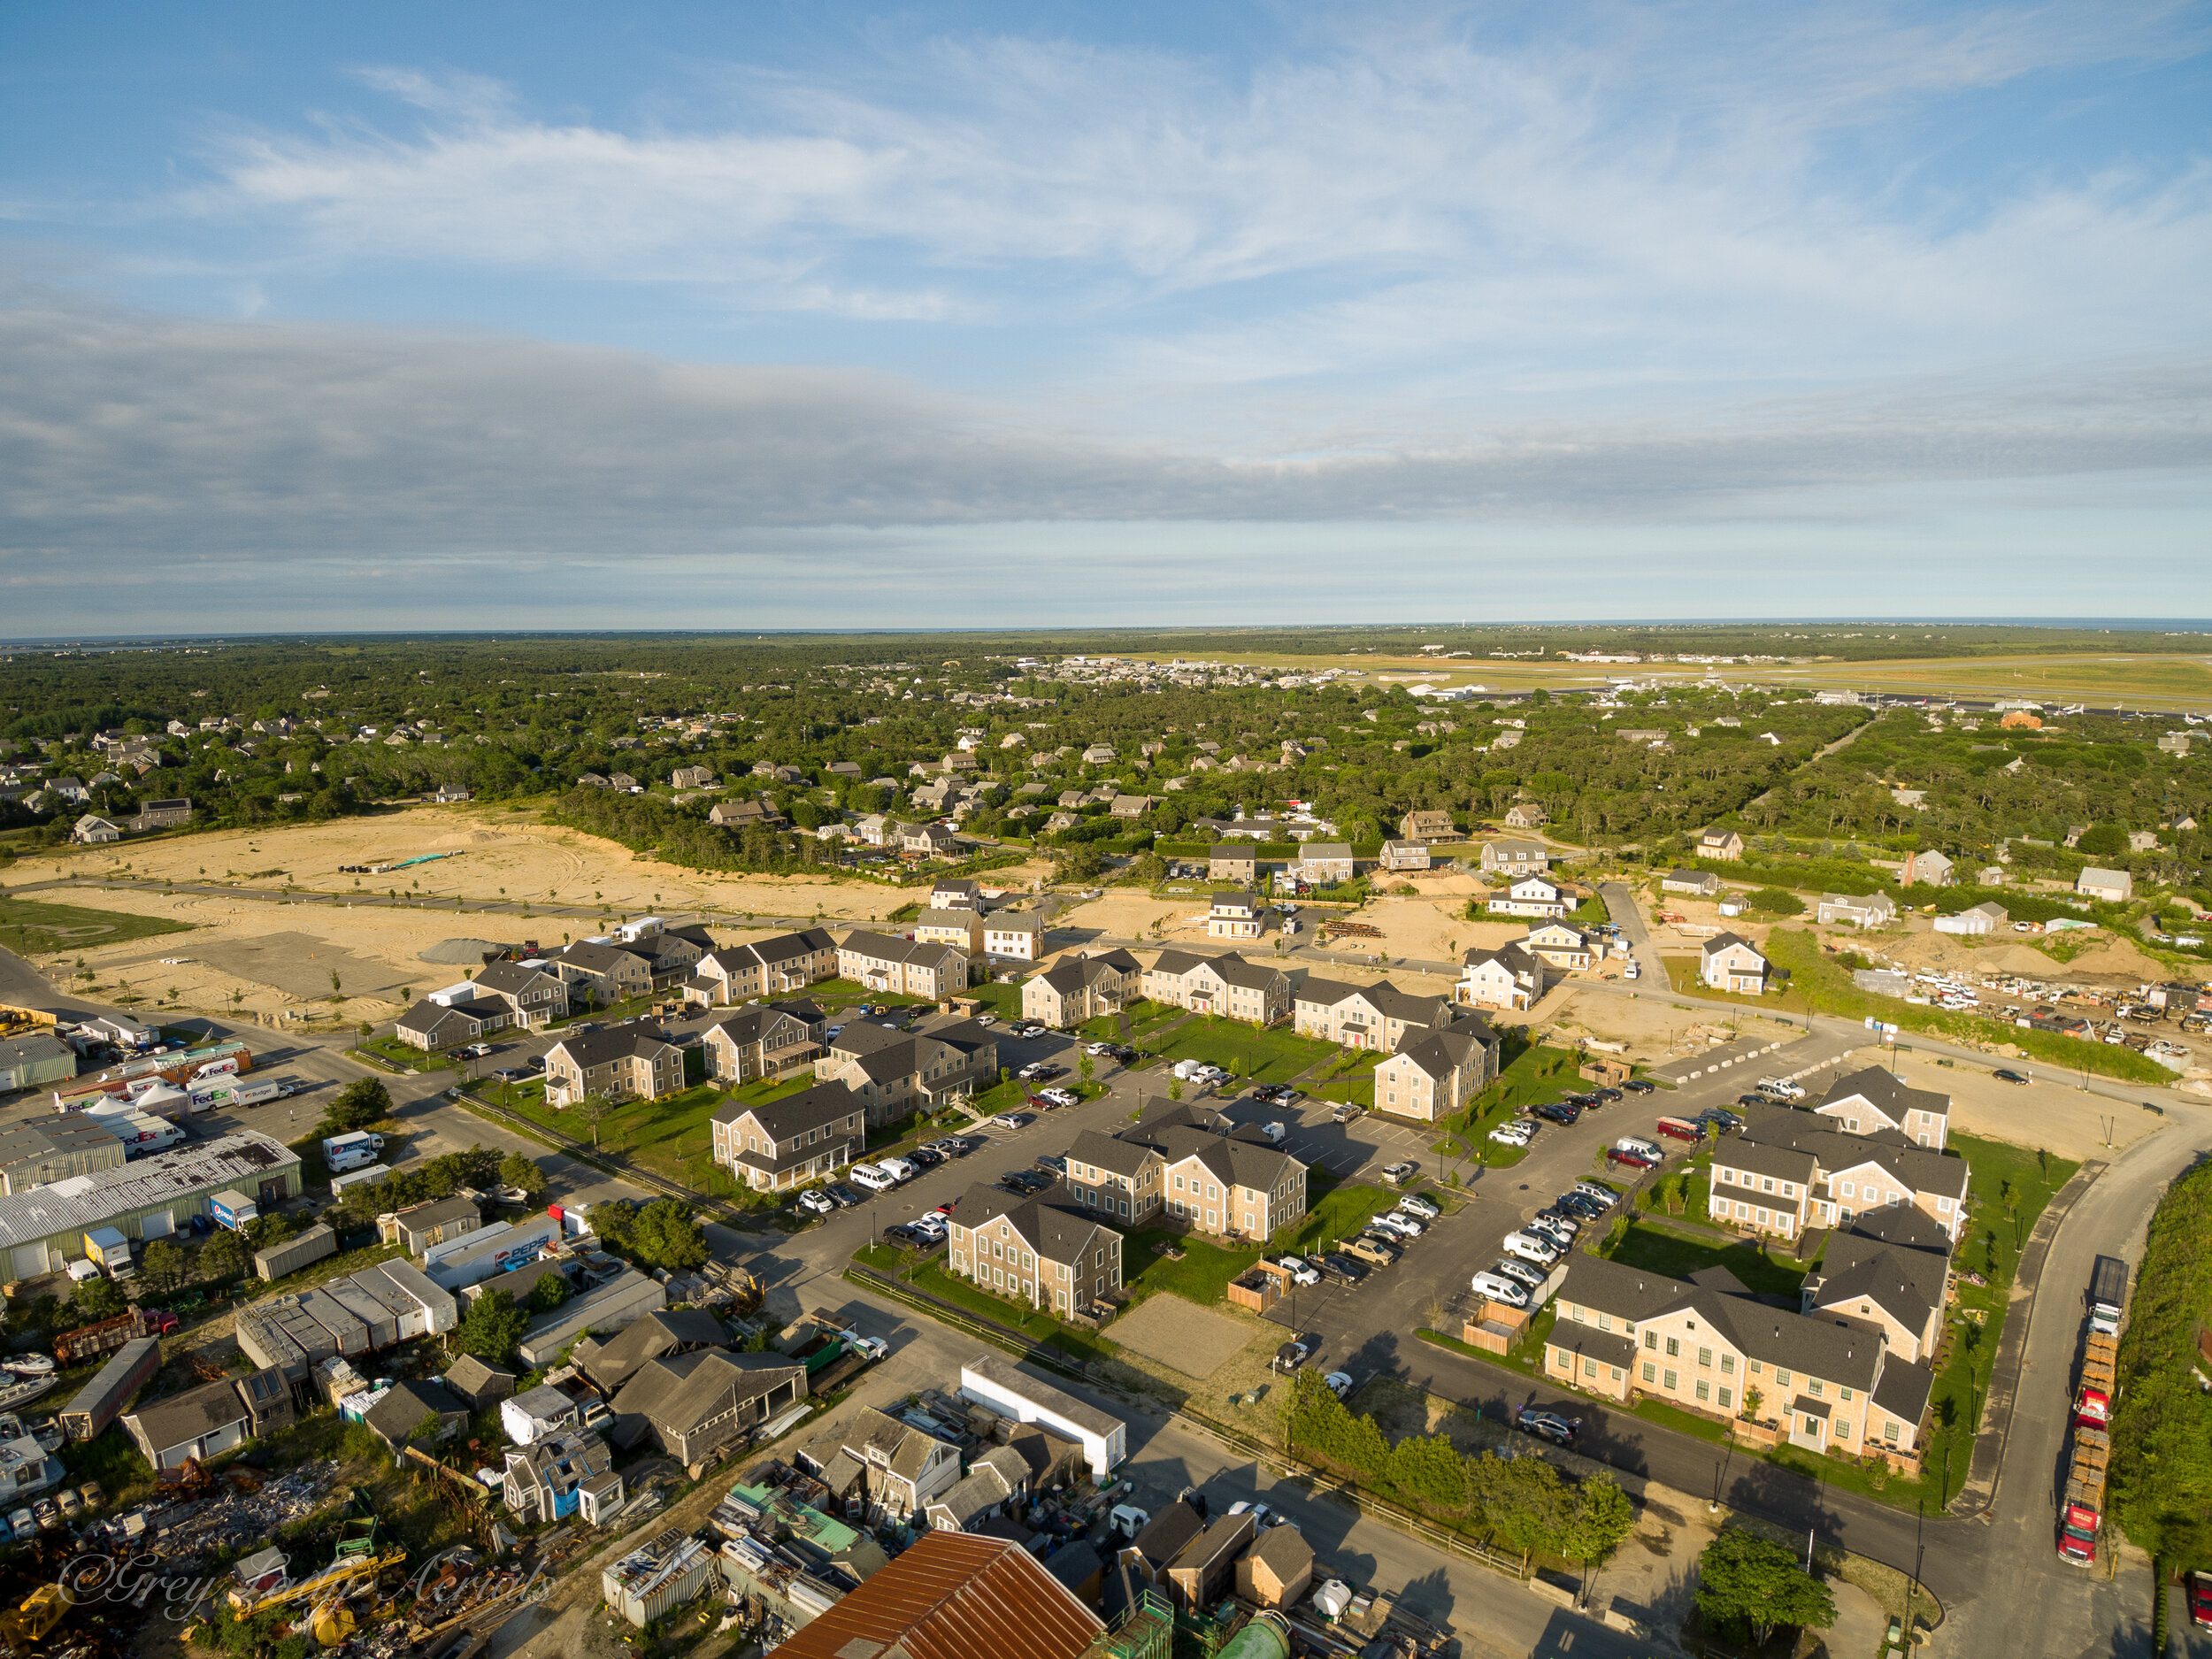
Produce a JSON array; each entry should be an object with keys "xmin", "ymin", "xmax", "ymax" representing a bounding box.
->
[
  {"xmin": 1605, "ymin": 1217, "xmax": 1807, "ymax": 1299},
  {"xmin": 0, "ymin": 895, "xmax": 193, "ymax": 956},
  {"xmin": 1082, "ymin": 999, "xmax": 1186, "ymax": 1042},
  {"xmin": 1122, "ymin": 1172, "xmax": 1398, "ymax": 1307},
  {"xmin": 1150, "ymin": 1018, "xmax": 1340, "ymax": 1084},
  {"xmin": 491, "ymin": 1071, "xmax": 813, "ymax": 1192}
]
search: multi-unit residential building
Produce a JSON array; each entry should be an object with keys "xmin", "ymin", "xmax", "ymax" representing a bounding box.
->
[
  {"xmin": 1456, "ymin": 941, "xmax": 1545, "ymax": 1011},
  {"xmin": 815, "ymin": 1018, "xmax": 998, "ymax": 1125},
  {"xmin": 928, "ymin": 878, "xmax": 984, "ymax": 911},
  {"xmin": 503, "ymin": 1429, "xmax": 625, "ymax": 1526},
  {"xmin": 680, "ymin": 928, "xmax": 839, "ymax": 1006},
  {"xmin": 1058, "ymin": 1101, "xmax": 1310, "ymax": 1239},
  {"xmin": 471, "ymin": 959, "xmax": 573, "ymax": 1027},
  {"xmin": 1373, "ymin": 1022, "xmax": 1500, "ymax": 1122},
  {"xmin": 900, "ymin": 822, "xmax": 961, "ymax": 859},
  {"xmin": 1060, "ymin": 1128, "xmax": 1167, "ymax": 1226},
  {"xmin": 1524, "ymin": 920, "xmax": 1595, "ymax": 972},
  {"xmin": 1801, "ymin": 1213, "xmax": 1953, "ymax": 1365},
  {"xmin": 1141, "ymin": 951, "xmax": 1292, "ymax": 1025},
  {"xmin": 980, "ymin": 911, "xmax": 1045, "ymax": 962},
  {"xmin": 1479, "ymin": 840, "xmax": 1550, "ymax": 876},
  {"xmin": 912, "ymin": 910, "xmax": 986, "ymax": 953},
  {"xmin": 1486, "ymin": 874, "xmax": 1567, "ymax": 918},
  {"xmin": 396, "ymin": 986, "xmax": 518, "ymax": 1051},
  {"xmin": 546, "ymin": 941, "xmax": 658, "ymax": 1005},
  {"xmin": 542, "ymin": 1027, "xmax": 687, "ymax": 1107},
  {"xmin": 699, "ymin": 1001, "xmax": 826, "ymax": 1084},
  {"xmin": 1708, "ymin": 1107, "xmax": 1970, "ymax": 1244},
  {"xmin": 1207, "ymin": 892, "xmax": 1266, "ymax": 941},
  {"xmin": 1022, "ymin": 949, "xmax": 1141, "ymax": 1029},
  {"xmin": 1544, "ymin": 1254, "xmax": 1933, "ymax": 1463},
  {"xmin": 1293, "ymin": 979, "xmax": 1460, "ymax": 1051},
  {"xmin": 946, "ymin": 1183, "xmax": 1125, "ymax": 1317},
  {"xmin": 1700, "ymin": 933, "xmax": 1769, "ymax": 995},
  {"xmin": 836, "ymin": 932, "xmax": 973, "ymax": 999},
  {"xmin": 1812, "ymin": 1067, "xmax": 1950, "ymax": 1150}
]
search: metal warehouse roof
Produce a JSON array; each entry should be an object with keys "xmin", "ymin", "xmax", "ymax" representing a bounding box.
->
[{"xmin": 0, "ymin": 1131, "xmax": 298, "ymax": 1248}]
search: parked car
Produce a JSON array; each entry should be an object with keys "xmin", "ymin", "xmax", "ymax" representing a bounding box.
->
[
  {"xmin": 1489, "ymin": 1123, "xmax": 1533, "ymax": 1146},
  {"xmin": 1331, "ymin": 1102, "xmax": 1365, "ymax": 1124},
  {"xmin": 1470, "ymin": 1271, "xmax": 1532, "ymax": 1307},
  {"xmin": 1555, "ymin": 1193, "xmax": 1607, "ymax": 1220},
  {"xmin": 1736, "ymin": 1094, "xmax": 1770, "ymax": 1110},
  {"xmin": 989, "ymin": 1111, "xmax": 1037, "ymax": 1130},
  {"xmin": 1607, "ymin": 1148, "xmax": 1659, "ymax": 1171},
  {"xmin": 32, "ymin": 1499, "xmax": 58, "ymax": 1532},
  {"xmin": 1269, "ymin": 1254, "xmax": 1321, "ymax": 1286},
  {"xmin": 1038, "ymin": 1087, "xmax": 1079, "ymax": 1108},
  {"xmin": 1526, "ymin": 1217, "xmax": 1577, "ymax": 1248},
  {"xmin": 1502, "ymin": 1232, "xmax": 1560, "ymax": 1267},
  {"xmin": 1324, "ymin": 1371, "xmax": 1355, "ymax": 1401},
  {"xmin": 1379, "ymin": 1161, "xmax": 1419, "ymax": 1186},
  {"xmin": 1370, "ymin": 1212, "xmax": 1423, "ymax": 1240},
  {"xmin": 849, "ymin": 1164, "xmax": 898, "ymax": 1193},
  {"xmin": 1319, "ymin": 1253, "xmax": 1370, "ymax": 1284},
  {"xmin": 1532, "ymin": 1102, "xmax": 1579, "ymax": 1125},
  {"xmin": 491, "ymin": 1066, "xmax": 529, "ymax": 1083},
  {"xmin": 7, "ymin": 1510, "xmax": 31, "ymax": 1544},
  {"xmin": 525, "ymin": 1054, "xmax": 547, "ymax": 1071},
  {"xmin": 1621, "ymin": 1078, "xmax": 1655, "ymax": 1094},
  {"xmin": 1034, "ymin": 1153, "xmax": 1069, "ymax": 1174},
  {"xmin": 823, "ymin": 1182, "xmax": 866, "ymax": 1209},
  {"xmin": 1395, "ymin": 1194, "xmax": 1440, "ymax": 1221},
  {"xmin": 877, "ymin": 1156, "xmax": 918, "ymax": 1183},
  {"xmin": 1488, "ymin": 1256, "xmax": 1543, "ymax": 1289},
  {"xmin": 2188, "ymin": 1571, "xmax": 2212, "ymax": 1632},
  {"xmin": 1515, "ymin": 1409, "xmax": 1581, "ymax": 1448},
  {"xmin": 883, "ymin": 1224, "xmax": 921, "ymax": 1247},
  {"xmin": 795, "ymin": 1188, "xmax": 836, "ymax": 1216},
  {"xmin": 1573, "ymin": 1181, "xmax": 1620, "ymax": 1205},
  {"xmin": 53, "ymin": 1489, "xmax": 81, "ymax": 1521},
  {"xmin": 1086, "ymin": 1041, "xmax": 1117, "ymax": 1056},
  {"xmin": 1993, "ymin": 1069, "xmax": 2031, "ymax": 1086},
  {"xmin": 1344, "ymin": 1235, "xmax": 1398, "ymax": 1268},
  {"xmin": 1592, "ymin": 1087, "xmax": 1623, "ymax": 1102},
  {"xmin": 76, "ymin": 1484, "xmax": 103, "ymax": 1511},
  {"xmin": 907, "ymin": 1147, "xmax": 946, "ymax": 1170}
]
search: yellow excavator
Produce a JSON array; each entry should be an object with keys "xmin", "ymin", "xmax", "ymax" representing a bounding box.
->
[{"xmin": 0, "ymin": 1582, "xmax": 71, "ymax": 1651}]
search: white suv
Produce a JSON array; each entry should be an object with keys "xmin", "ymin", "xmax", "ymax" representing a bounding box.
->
[
  {"xmin": 1395, "ymin": 1195, "xmax": 1440, "ymax": 1222},
  {"xmin": 849, "ymin": 1164, "xmax": 898, "ymax": 1193}
]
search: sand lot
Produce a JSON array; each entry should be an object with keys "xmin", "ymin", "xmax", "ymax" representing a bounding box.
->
[
  {"xmin": 5, "ymin": 807, "xmax": 945, "ymax": 1021},
  {"xmin": 1110, "ymin": 1293, "xmax": 1258, "ymax": 1379}
]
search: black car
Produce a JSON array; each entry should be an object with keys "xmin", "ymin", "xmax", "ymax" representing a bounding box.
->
[
  {"xmin": 908, "ymin": 1147, "xmax": 947, "ymax": 1170},
  {"xmin": 1699, "ymin": 1110, "xmax": 1743, "ymax": 1134},
  {"xmin": 1993, "ymin": 1068, "xmax": 2031, "ymax": 1086},
  {"xmin": 1621, "ymin": 1078, "xmax": 1655, "ymax": 1094},
  {"xmin": 525, "ymin": 1054, "xmax": 548, "ymax": 1072},
  {"xmin": 824, "ymin": 1182, "xmax": 866, "ymax": 1209},
  {"xmin": 1515, "ymin": 1409, "xmax": 1581, "ymax": 1447},
  {"xmin": 1593, "ymin": 1087, "xmax": 1623, "ymax": 1102},
  {"xmin": 883, "ymin": 1224, "xmax": 920, "ymax": 1246},
  {"xmin": 1320, "ymin": 1253, "xmax": 1370, "ymax": 1285},
  {"xmin": 1563, "ymin": 1092, "xmax": 1599, "ymax": 1108},
  {"xmin": 1001, "ymin": 1171, "xmax": 1053, "ymax": 1195},
  {"xmin": 1736, "ymin": 1093, "xmax": 1770, "ymax": 1110},
  {"xmin": 1532, "ymin": 1102, "xmax": 1579, "ymax": 1125}
]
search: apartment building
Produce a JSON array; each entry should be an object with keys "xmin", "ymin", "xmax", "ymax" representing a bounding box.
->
[
  {"xmin": 946, "ymin": 1183, "xmax": 1124, "ymax": 1317},
  {"xmin": 1811, "ymin": 1067, "xmax": 1950, "ymax": 1150},
  {"xmin": 710, "ymin": 1080, "xmax": 866, "ymax": 1192},
  {"xmin": 1709, "ymin": 1108, "xmax": 1970, "ymax": 1243},
  {"xmin": 815, "ymin": 1018, "xmax": 998, "ymax": 1125},
  {"xmin": 1022, "ymin": 949, "xmax": 1141, "ymax": 1029},
  {"xmin": 1479, "ymin": 840, "xmax": 1550, "ymax": 876},
  {"xmin": 699, "ymin": 1001, "xmax": 825, "ymax": 1084},
  {"xmin": 1456, "ymin": 941, "xmax": 1545, "ymax": 1012},
  {"xmin": 836, "ymin": 932, "xmax": 973, "ymax": 999},
  {"xmin": 1207, "ymin": 892, "xmax": 1266, "ymax": 941},
  {"xmin": 1293, "ymin": 979, "xmax": 1460, "ymax": 1051},
  {"xmin": 1372, "ymin": 1022, "xmax": 1500, "ymax": 1123},
  {"xmin": 680, "ymin": 928, "xmax": 839, "ymax": 1006},
  {"xmin": 1141, "ymin": 951, "xmax": 1292, "ymax": 1025},
  {"xmin": 1545, "ymin": 1254, "xmax": 1932, "ymax": 1461},
  {"xmin": 1485, "ymin": 874, "xmax": 1567, "ymax": 918},
  {"xmin": 1800, "ymin": 1215, "xmax": 1952, "ymax": 1365},
  {"xmin": 541, "ymin": 1028, "xmax": 686, "ymax": 1107}
]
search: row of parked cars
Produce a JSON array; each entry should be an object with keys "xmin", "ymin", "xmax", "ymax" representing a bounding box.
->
[
  {"xmin": 1470, "ymin": 1180, "xmax": 1621, "ymax": 1310},
  {"xmin": 795, "ymin": 1134, "xmax": 993, "ymax": 1213},
  {"xmin": 1263, "ymin": 1192, "xmax": 1442, "ymax": 1288}
]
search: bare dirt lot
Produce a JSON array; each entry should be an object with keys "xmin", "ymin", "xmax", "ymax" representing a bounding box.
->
[{"xmin": 1110, "ymin": 1292, "xmax": 1255, "ymax": 1379}]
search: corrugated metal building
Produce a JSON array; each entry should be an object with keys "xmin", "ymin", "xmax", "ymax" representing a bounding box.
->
[
  {"xmin": 0, "ymin": 1132, "xmax": 301, "ymax": 1279},
  {"xmin": 0, "ymin": 1033, "xmax": 77, "ymax": 1094},
  {"xmin": 236, "ymin": 1260, "xmax": 461, "ymax": 1379},
  {"xmin": 603, "ymin": 1528, "xmax": 718, "ymax": 1626},
  {"xmin": 516, "ymin": 1271, "xmax": 667, "ymax": 1369},
  {"xmin": 0, "ymin": 1116, "xmax": 123, "ymax": 1193}
]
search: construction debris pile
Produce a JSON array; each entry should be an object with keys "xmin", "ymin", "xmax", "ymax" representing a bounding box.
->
[{"xmin": 102, "ymin": 1458, "xmax": 346, "ymax": 1566}]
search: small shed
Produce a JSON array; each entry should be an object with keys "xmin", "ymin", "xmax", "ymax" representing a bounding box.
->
[
  {"xmin": 444, "ymin": 1354, "xmax": 518, "ymax": 1410},
  {"xmin": 1234, "ymin": 1524, "xmax": 1315, "ymax": 1610}
]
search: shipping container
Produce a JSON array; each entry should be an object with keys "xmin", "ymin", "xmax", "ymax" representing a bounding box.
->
[
  {"xmin": 254, "ymin": 1224, "xmax": 337, "ymax": 1281},
  {"xmin": 365, "ymin": 1259, "xmax": 458, "ymax": 1337},
  {"xmin": 273, "ymin": 1302, "xmax": 340, "ymax": 1366},
  {"xmin": 58, "ymin": 1336, "xmax": 161, "ymax": 1442},
  {"xmin": 209, "ymin": 1190, "xmax": 260, "ymax": 1232},
  {"xmin": 234, "ymin": 1306, "xmax": 310, "ymax": 1379},
  {"xmin": 323, "ymin": 1279, "xmax": 398, "ymax": 1349},
  {"xmin": 298, "ymin": 1289, "xmax": 371, "ymax": 1358}
]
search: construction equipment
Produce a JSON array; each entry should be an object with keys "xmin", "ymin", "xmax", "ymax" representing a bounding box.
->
[
  {"xmin": 227, "ymin": 1546, "xmax": 407, "ymax": 1617},
  {"xmin": 0, "ymin": 1582, "xmax": 71, "ymax": 1648}
]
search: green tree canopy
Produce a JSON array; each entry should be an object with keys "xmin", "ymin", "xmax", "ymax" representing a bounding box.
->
[
  {"xmin": 499, "ymin": 1151, "xmax": 549, "ymax": 1200},
  {"xmin": 141, "ymin": 1238, "xmax": 188, "ymax": 1294},
  {"xmin": 618, "ymin": 1198, "xmax": 711, "ymax": 1272},
  {"xmin": 1694, "ymin": 1531, "xmax": 1836, "ymax": 1647},
  {"xmin": 452, "ymin": 1288, "xmax": 529, "ymax": 1366},
  {"xmin": 320, "ymin": 1077, "xmax": 393, "ymax": 1134},
  {"xmin": 66, "ymin": 1276, "xmax": 127, "ymax": 1323},
  {"xmin": 200, "ymin": 1228, "xmax": 250, "ymax": 1281},
  {"xmin": 1747, "ymin": 887, "xmax": 1805, "ymax": 915}
]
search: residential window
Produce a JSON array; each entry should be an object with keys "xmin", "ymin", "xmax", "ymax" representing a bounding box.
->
[
  {"xmin": 1643, "ymin": 1331, "xmax": 1658, "ymax": 1350},
  {"xmin": 1665, "ymin": 1337, "xmax": 1680, "ymax": 1358},
  {"xmin": 1695, "ymin": 1380, "xmax": 1710, "ymax": 1402},
  {"xmin": 1808, "ymin": 1379, "xmax": 1823, "ymax": 1397},
  {"xmin": 1837, "ymin": 1420, "xmax": 1853, "ymax": 1441},
  {"xmin": 1641, "ymin": 1362, "xmax": 1656, "ymax": 1385},
  {"xmin": 1663, "ymin": 1369, "xmax": 1678, "ymax": 1391},
  {"xmin": 1762, "ymin": 1178, "xmax": 1774, "ymax": 1194},
  {"xmin": 1583, "ymin": 1358, "xmax": 1598, "ymax": 1379},
  {"xmin": 1885, "ymin": 1422, "xmax": 1900, "ymax": 1444},
  {"xmin": 1749, "ymin": 1360, "xmax": 1763, "ymax": 1374},
  {"xmin": 1839, "ymin": 1386, "xmax": 1853, "ymax": 1402},
  {"xmin": 1718, "ymin": 1386, "xmax": 1732, "ymax": 1409},
  {"xmin": 1720, "ymin": 1354, "xmax": 1734, "ymax": 1374},
  {"xmin": 1698, "ymin": 1347, "xmax": 1712, "ymax": 1369},
  {"xmin": 1776, "ymin": 1369, "xmax": 1793, "ymax": 1387}
]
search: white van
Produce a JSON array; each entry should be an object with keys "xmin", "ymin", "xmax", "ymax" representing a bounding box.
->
[
  {"xmin": 875, "ymin": 1156, "xmax": 918, "ymax": 1185},
  {"xmin": 1614, "ymin": 1136, "xmax": 1663, "ymax": 1162},
  {"xmin": 323, "ymin": 1131, "xmax": 384, "ymax": 1173},
  {"xmin": 849, "ymin": 1164, "xmax": 898, "ymax": 1194},
  {"xmin": 1501, "ymin": 1233, "xmax": 1560, "ymax": 1267},
  {"xmin": 1471, "ymin": 1271, "xmax": 1532, "ymax": 1308}
]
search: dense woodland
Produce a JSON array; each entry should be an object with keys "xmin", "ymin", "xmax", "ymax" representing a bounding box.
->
[{"xmin": 0, "ymin": 631, "xmax": 2204, "ymax": 910}]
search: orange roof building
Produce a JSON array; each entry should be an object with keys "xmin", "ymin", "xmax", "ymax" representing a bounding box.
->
[{"xmin": 770, "ymin": 1530, "xmax": 1102, "ymax": 1659}]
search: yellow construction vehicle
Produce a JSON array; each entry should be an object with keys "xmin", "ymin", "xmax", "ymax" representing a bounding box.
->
[
  {"xmin": 227, "ymin": 1547, "xmax": 408, "ymax": 1619},
  {"xmin": 0, "ymin": 1582, "xmax": 71, "ymax": 1649}
]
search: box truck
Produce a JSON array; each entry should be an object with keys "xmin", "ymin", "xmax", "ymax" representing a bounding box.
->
[{"xmin": 323, "ymin": 1132, "xmax": 385, "ymax": 1172}]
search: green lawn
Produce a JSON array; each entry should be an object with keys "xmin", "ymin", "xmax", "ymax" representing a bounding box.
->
[
  {"xmin": 1605, "ymin": 1218, "xmax": 1808, "ymax": 1299},
  {"xmin": 902, "ymin": 1258, "xmax": 1119, "ymax": 1368},
  {"xmin": 359, "ymin": 1034, "xmax": 457, "ymax": 1071},
  {"xmin": 0, "ymin": 895, "xmax": 193, "ymax": 956},
  {"xmin": 492, "ymin": 1072, "xmax": 813, "ymax": 1192},
  {"xmin": 1121, "ymin": 1174, "xmax": 1399, "ymax": 1307},
  {"xmin": 805, "ymin": 977, "xmax": 938, "ymax": 1009},
  {"xmin": 968, "ymin": 980, "xmax": 1027, "ymax": 1018},
  {"xmin": 1317, "ymin": 1076, "xmax": 1374, "ymax": 1110},
  {"xmin": 1081, "ymin": 999, "xmax": 1184, "ymax": 1042},
  {"xmin": 1150, "ymin": 1019, "xmax": 1340, "ymax": 1084}
]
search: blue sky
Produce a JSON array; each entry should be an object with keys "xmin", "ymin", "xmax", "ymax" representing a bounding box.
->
[{"xmin": 3, "ymin": 2, "xmax": 2208, "ymax": 632}]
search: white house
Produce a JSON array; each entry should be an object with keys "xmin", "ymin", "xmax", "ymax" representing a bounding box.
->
[
  {"xmin": 957, "ymin": 1353, "xmax": 1125, "ymax": 1481},
  {"xmin": 1701, "ymin": 933, "xmax": 1768, "ymax": 995}
]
